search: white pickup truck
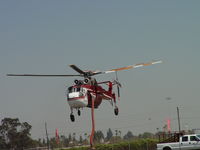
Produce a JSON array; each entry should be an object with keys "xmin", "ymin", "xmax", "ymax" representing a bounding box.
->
[{"xmin": 157, "ymin": 134, "xmax": 200, "ymax": 150}]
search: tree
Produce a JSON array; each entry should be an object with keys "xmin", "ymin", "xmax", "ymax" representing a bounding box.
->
[
  {"xmin": 0, "ymin": 135, "xmax": 6, "ymax": 149},
  {"xmin": 83, "ymin": 133, "xmax": 88, "ymax": 145},
  {"xmin": 84, "ymin": 133, "xmax": 88, "ymax": 140},
  {"xmin": 106, "ymin": 128, "xmax": 113, "ymax": 141},
  {"xmin": 73, "ymin": 132, "xmax": 76, "ymax": 142},
  {"xmin": 49, "ymin": 137, "xmax": 58, "ymax": 149},
  {"xmin": 42, "ymin": 138, "xmax": 46, "ymax": 145},
  {"xmin": 79, "ymin": 135, "xmax": 83, "ymax": 144},
  {"xmin": 123, "ymin": 131, "xmax": 134, "ymax": 140},
  {"xmin": 0, "ymin": 118, "xmax": 20, "ymax": 149},
  {"xmin": 60, "ymin": 135, "xmax": 69, "ymax": 147},
  {"xmin": 94, "ymin": 130, "xmax": 104, "ymax": 143},
  {"xmin": 17, "ymin": 122, "xmax": 33, "ymax": 149},
  {"xmin": 139, "ymin": 132, "xmax": 154, "ymax": 139},
  {"xmin": 115, "ymin": 130, "xmax": 118, "ymax": 136},
  {"xmin": 37, "ymin": 138, "xmax": 45, "ymax": 147},
  {"xmin": 68, "ymin": 133, "xmax": 72, "ymax": 142},
  {"xmin": 0, "ymin": 117, "xmax": 35, "ymax": 150}
]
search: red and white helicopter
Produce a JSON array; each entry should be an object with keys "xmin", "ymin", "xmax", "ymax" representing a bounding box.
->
[
  {"xmin": 7, "ymin": 60, "xmax": 162, "ymax": 122},
  {"xmin": 7, "ymin": 60, "xmax": 162, "ymax": 148}
]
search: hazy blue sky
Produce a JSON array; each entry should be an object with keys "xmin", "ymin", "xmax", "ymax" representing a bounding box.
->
[{"xmin": 0, "ymin": 1, "xmax": 200, "ymax": 139}]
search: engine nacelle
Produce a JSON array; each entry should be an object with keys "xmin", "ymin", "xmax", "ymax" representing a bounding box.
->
[
  {"xmin": 74, "ymin": 79, "xmax": 79, "ymax": 85},
  {"xmin": 74, "ymin": 79, "xmax": 84, "ymax": 85},
  {"xmin": 84, "ymin": 78, "xmax": 90, "ymax": 84}
]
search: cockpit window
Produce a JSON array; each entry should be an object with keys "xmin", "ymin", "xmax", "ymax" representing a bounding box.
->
[
  {"xmin": 77, "ymin": 87, "xmax": 80, "ymax": 92},
  {"xmin": 68, "ymin": 87, "xmax": 81, "ymax": 93},
  {"xmin": 68, "ymin": 87, "xmax": 73, "ymax": 93}
]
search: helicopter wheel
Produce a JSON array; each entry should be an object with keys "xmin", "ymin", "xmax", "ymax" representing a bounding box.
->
[
  {"xmin": 70, "ymin": 114, "xmax": 75, "ymax": 122},
  {"xmin": 114, "ymin": 107, "xmax": 119, "ymax": 116},
  {"xmin": 78, "ymin": 109, "xmax": 81, "ymax": 116}
]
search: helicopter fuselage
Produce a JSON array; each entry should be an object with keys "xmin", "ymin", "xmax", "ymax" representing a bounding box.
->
[{"xmin": 67, "ymin": 82, "xmax": 115, "ymax": 109}]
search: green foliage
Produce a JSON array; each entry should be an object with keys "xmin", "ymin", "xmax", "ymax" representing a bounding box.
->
[
  {"xmin": 106, "ymin": 128, "xmax": 113, "ymax": 141},
  {"xmin": 138, "ymin": 132, "xmax": 154, "ymax": 139},
  {"xmin": 60, "ymin": 135, "xmax": 70, "ymax": 147},
  {"xmin": 0, "ymin": 118, "xmax": 159, "ymax": 150},
  {"xmin": 59, "ymin": 138, "xmax": 158, "ymax": 150},
  {"xmin": 123, "ymin": 131, "xmax": 134, "ymax": 140},
  {"xmin": 0, "ymin": 117, "xmax": 36, "ymax": 150},
  {"xmin": 69, "ymin": 133, "xmax": 72, "ymax": 141},
  {"xmin": 94, "ymin": 130, "xmax": 104, "ymax": 143}
]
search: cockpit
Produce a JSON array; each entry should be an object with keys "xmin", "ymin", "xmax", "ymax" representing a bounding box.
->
[
  {"xmin": 67, "ymin": 86, "xmax": 87, "ymax": 98},
  {"xmin": 67, "ymin": 86, "xmax": 88, "ymax": 108},
  {"xmin": 68, "ymin": 86, "xmax": 81, "ymax": 93}
]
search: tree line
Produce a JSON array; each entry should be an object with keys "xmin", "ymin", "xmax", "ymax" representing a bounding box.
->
[
  {"xmin": 0, "ymin": 117, "xmax": 157, "ymax": 149},
  {"xmin": 43, "ymin": 128, "xmax": 156, "ymax": 149}
]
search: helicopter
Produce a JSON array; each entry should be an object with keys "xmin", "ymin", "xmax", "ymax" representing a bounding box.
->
[
  {"xmin": 7, "ymin": 60, "xmax": 162, "ymax": 148},
  {"xmin": 7, "ymin": 60, "xmax": 162, "ymax": 122}
]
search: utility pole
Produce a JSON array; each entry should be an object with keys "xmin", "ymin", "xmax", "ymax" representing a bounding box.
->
[
  {"xmin": 177, "ymin": 107, "xmax": 181, "ymax": 133},
  {"xmin": 45, "ymin": 122, "xmax": 50, "ymax": 150}
]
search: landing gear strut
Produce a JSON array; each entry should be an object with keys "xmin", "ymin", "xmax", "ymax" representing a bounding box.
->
[
  {"xmin": 70, "ymin": 108, "xmax": 75, "ymax": 122},
  {"xmin": 70, "ymin": 113, "xmax": 75, "ymax": 122},
  {"xmin": 78, "ymin": 109, "xmax": 81, "ymax": 116}
]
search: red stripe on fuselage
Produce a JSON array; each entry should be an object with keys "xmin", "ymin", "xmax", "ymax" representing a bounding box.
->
[{"xmin": 68, "ymin": 96, "xmax": 85, "ymax": 101}]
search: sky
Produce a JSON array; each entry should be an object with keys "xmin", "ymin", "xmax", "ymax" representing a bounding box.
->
[{"xmin": 0, "ymin": 0, "xmax": 200, "ymax": 139}]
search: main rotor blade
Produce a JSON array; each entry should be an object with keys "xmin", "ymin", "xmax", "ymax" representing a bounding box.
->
[
  {"xmin": 69, "ymin": 65, "xmax": 86, "ymax": 75},
  {"xmin": 7, "ymin": 74, "xmax": 82, "ymax": 77},
  {"xmin": 104, "ymin": 60, "xmax": 162, "ymax": 73}
]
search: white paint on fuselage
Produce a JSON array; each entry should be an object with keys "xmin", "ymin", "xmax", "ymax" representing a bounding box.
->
[{"xmin": 67, "ymin": 89, "xmax": 88, "ymax": 108}]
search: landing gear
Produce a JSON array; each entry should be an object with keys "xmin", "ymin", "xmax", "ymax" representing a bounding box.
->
[
  {"xmin": 114, "ymin": 107, "xmax": 119, "ymax": 116},
  {"xmin": 70, "ymin": 108, "xmax": 75, "ymax": 122},
  {"xmin": 78, "ymin": 109, "xmax": 81, "ymax": 116},
  {"xmin": 70, "ymin": 113, "xmax": 75, "ymax": 122},
  {"xmin": 70, "ymin": 108, "xmax": 81, "ymax": 122}
]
